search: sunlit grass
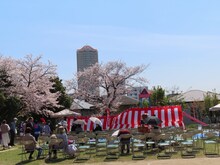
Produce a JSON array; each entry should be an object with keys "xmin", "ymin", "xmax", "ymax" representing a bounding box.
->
[{"xmin": 0, "ymin": 140, "xmax": 219, "ymax": 165}]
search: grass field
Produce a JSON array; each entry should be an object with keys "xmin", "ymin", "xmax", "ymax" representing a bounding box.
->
[
  {"xmin": 0, "ymin": 143, "xmax": 215, "ymax": 165},
  {"xmin": 1, "ymin": 126, "xmax": 219, "ymax": 165}
]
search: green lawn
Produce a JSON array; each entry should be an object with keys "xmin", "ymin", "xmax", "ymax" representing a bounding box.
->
[
  {"xmin": 0, "ymin": 146, "xmax": 133, "ymax": 165},
  {"xmin": 0, "ymin": 143, "xmax": 213, "ymax": 165}
]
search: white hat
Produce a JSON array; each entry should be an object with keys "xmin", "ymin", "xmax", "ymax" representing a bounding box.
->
[{"xmin": 14, "ymin": 117, "xmax": 18, "ymax": 121}]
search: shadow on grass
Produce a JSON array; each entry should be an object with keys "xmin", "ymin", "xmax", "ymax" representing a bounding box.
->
[
  {"xmin": 44, "ymin": 158, "xmax": 67, "ymax": 164},
  {"xmin": 15, "ymin": 159, "xmax": 33, "ymax": 165},
  {"xmin": 104, "ymin": 158, "xmax": 118, "ymax": 162},
  {"xmin": 15, "ymin": 157, "xmax": 67, "ymax": 165}
]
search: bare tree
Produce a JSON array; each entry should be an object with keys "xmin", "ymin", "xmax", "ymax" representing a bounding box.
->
[{"xmin": 66, "ymin": 61, "xmax": 148, "ymax": 114}]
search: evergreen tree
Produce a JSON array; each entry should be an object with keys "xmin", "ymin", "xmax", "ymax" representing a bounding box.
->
[
  {"xmin": 150, "ymin": 86, "xmax": 168, "ymax": 106},
  {"xmin": 50, "ymin": 77, "xmax": 72, "ymax": 110}
]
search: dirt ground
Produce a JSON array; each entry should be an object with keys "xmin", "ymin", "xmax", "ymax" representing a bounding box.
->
[{"xmin": 86, "ymin": 158, "xmax": 220, "ymax": 165}]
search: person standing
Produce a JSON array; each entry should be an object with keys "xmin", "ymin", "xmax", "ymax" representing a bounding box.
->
[
  {"xmin": 19, "ymin": 121, "xmax": 26, "ymax": 136},
  {"xmin": 42, "ymin": 120, "xmax": 51, "ymax": 136},
  {"xmin": 0, "ymin": 120, "xmax": 11, "ymax": 149},
  {"xmin": 33, "ymin": 120, "xmax": 41, "ymax": 141},
  {"xmin": 59, "ymin": 117, "xmax": 68, "ymax": 133},
  {"xmin": 26, "ymin": 117, "xmax": 34, "ymax": 136},
  {"xmin": 9, "ymin": 118, "xmax": 18, "ymax": 146},
  {"xmin": 118, "ymin": 129, "xmax": 131, "ymax": 154}
]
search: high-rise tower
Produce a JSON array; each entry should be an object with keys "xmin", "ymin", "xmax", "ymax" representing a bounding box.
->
[
  {"xmin": 77, "ymin": 45, "xmax": 98, "ymax": 72},
  {"xmin": 76, "ymin": 45, "xmax": 99, "ymax": 96}
]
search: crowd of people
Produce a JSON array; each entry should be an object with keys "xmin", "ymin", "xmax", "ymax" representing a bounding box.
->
[
  {"xmin": 0, "ymin": 117, "xmax": 24, "ymax": 149},
  {"xmin": 0, "ymin": 113, "xmax": 162, "ymax": 160},
  {"xmin": 0, "ymin": 116, "xmax": 90, "ymax": 160},
  {"xmin": 0, "ymin": 116, "xmax": 52, "ymax": 159}
]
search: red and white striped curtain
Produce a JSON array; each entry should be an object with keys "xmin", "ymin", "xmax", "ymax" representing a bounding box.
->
[{"xmin": 67, "ymin": 105, "xmax": 184, "ymax": 131}]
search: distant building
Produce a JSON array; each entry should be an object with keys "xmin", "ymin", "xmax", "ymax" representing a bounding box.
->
[
  {"xmin": 70, "ymin": 99, "xmax": 96, "ymax": 116},
  {"xmin": 127, "ymin": 86, "xmax": 149, "ymax": 100},
  {"xmin": 172, "ymin": 90, "xmax": 220, "ymax": 102},
  {"xmin": 171, "ymin": 89, "xmax": 220, "ymax": 124},
  {"xmin": 77, "ymin": 45, "xmax": 98, "ymax": 72},
  {"xmin": 117, "ymin": 95, "xmax": 139, "ymax": 113},
  {"xmin": 76, "ymin": 45, "xmax": 99, "ymax": 95}
]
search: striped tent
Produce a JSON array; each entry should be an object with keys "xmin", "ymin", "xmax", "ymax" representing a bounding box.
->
[{"xmin": 67, "ymin": 105, "xmax": 184, "ymax": 131}]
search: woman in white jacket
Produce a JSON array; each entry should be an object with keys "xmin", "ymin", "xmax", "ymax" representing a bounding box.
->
[{"xmin": 0, "ymin": 120, "xmax": 10, "ymax": 149}]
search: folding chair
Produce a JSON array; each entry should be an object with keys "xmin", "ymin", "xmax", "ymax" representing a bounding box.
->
[
  {"xmin": 106, "ymin": 136, "xmax": 120, "ymax": 160},
  {"xmin": 74, "ymin": 137, "xmax": 91, "ymax": 162},
  {"xmin": 180, "ymin": 132, "xmax": 196, "ymax": 158},
  {"xmin": 48, "ymin": 138, "xmax": 66, "ymax": 159},
  {"xmin": 203, "ymin": 132, "xmax": 219, "ymax": 157},
  {"xmin": 145, "ymin": 132, "xmax": 157, "ymax": 154},
  {"xmin": 96, "ymin": 133, "xmax": 108, "ymax": 156},
  {"xmin": 131, "ymin": 134, "xmax": 146, "ymax": 160},
  {"xmin": 20, "ymin": 140, "xmax": 36, "ymax": 161},
  {"xmin": 190, "ymin": 130, "xmax": 204, "ymax": 152},
  {"xmin": 38, "ymin": 135, "xmax": 50, "ymax": 158},
  {"xmin": 157, "ymin": 133, "xmax": 172, "ymax": 159},
  {"xmin": 86, "ymin": 132, "xmax": 96, "ymax": 154}
]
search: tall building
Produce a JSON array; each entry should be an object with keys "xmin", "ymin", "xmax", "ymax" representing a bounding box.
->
[
  {"xmin": 77, "ymin": 45, "xmax": 98, "ymax": 72},
  {"xmin": 76, "ymin": 45, "xmax": 99, "ymax": 96}
]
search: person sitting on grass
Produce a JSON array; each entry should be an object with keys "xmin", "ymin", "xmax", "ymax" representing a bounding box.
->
[{"xmin": 22, "ymin": 127, "xmax": 42, "ymax": 160}]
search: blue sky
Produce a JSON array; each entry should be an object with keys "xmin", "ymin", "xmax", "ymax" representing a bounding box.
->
[{"xmin": 1, "ymin": 0, "xmax": 220, "ymax": 93}]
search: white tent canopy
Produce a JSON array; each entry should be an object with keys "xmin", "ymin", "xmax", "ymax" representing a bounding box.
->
[
  {"xmin": 50, "ymin": 109, "xmax": 81, "ymax": 118},
  {"xmin": 209, "ymin": 104, "xmax": 220, "ymax": 111}
]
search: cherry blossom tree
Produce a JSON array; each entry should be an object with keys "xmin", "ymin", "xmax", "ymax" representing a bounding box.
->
[
  {"xmin": 66, "ymin": 61, "xmax": 148, "ymax": 114},
  {"xmin": 0, "ymin": 55, "xmax": 61, "ymax": 115}
]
